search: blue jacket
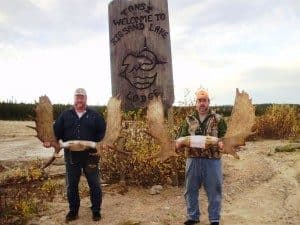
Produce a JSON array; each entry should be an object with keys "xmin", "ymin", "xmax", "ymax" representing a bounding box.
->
[{"xmin": 54, "ymin": 107, "xmax": 106, "ymax": 143}]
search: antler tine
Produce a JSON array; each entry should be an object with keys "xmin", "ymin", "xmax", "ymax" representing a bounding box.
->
[{"xmin": 26, "ymin": 125, "xmax": 37, "ymax": 131}]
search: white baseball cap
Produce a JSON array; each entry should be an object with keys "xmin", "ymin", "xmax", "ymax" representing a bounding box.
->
[{"xmin": 74, "ymin": 88, "xmax": 87, "ymax": 96}]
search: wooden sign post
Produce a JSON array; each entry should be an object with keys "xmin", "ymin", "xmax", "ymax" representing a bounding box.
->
[{"xmin": 109, "ymin": 0, "xmax": 174, "ymax": 110}]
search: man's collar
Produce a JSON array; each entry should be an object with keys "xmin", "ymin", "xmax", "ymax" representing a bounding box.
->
[
  {"xmin": 192, "ymin": 109, "xmax": 213, "ymax": 122},
  {"xmin": 71, "ymin": 106, "xmax": 89, "ymax": 112}
]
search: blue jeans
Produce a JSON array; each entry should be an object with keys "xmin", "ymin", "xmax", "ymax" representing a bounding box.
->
[
  {"xmin": 184, "ymin": 158, "xmax": 222, "ymax": 223},
  {"xmin": 64, "ymin": 151, "xmax": 102, "ymax": 213}
]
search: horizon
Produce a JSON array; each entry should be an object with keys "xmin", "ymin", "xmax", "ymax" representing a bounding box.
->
[{"xmin": 1, "ymin": 97, "xmax": 299, "ymax": 107}]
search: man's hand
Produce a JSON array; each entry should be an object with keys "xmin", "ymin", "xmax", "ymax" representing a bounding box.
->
[
  {"xmin": 43, "ymin": 141, "xmax": 51, "ymax": 148},
  {"xmin": 102, "ymin": 143, "xmax": 111, "ymax": 151},
  {"xmin": 175, "ymin": 138, "xmax": 185, "ymax": 150},
  {"xmin": 218, "ymin": 141, "xmax": 224, "ymax": 149}
]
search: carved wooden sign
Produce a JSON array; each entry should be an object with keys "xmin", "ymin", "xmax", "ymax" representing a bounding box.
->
[{"xmin": 109, "ymin": 0, "xmax": 174, "ymax": 110}]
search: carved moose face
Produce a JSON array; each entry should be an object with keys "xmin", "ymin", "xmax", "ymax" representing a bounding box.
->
[{"xmin": 120, "ymin": 39, "xmax": 166, "ymax": 90}]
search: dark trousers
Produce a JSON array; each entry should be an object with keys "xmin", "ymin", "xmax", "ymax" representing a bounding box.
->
[{"xmin": 64, "ymin": 151, "xmax": 102, "ymax": 213}]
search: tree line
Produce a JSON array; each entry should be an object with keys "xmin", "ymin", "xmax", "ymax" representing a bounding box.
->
[{"xmin": 1, "ymin": 102, "xmax": 299, "ymax": 121}]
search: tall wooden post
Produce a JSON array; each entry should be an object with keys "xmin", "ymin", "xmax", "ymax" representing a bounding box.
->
[{"xmin": 109, "ymin": 0, "xmax": 174, "ymax": 110}]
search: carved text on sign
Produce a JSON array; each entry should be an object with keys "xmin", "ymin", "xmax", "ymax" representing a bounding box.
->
[
  {"xmin": 120, "ymin": 3, "xmax": 153, "ymax": 16},
  {"xmin": 109, "ymin": 0, "xmax": 174, "ymax": 109},
  {"xmin": 111, "ymin": 2, "xmax": 168, "ymax": 45},
  {"xmin": 126, "ymin": 88, "xmax": 160, "ymax": 103}
]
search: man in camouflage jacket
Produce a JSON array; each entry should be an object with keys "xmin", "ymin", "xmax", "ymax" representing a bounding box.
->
[{"xmin": 177, "ymin": 89, "xmax": 227, "ymax": 225}]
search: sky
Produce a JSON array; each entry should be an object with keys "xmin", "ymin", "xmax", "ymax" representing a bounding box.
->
[{"xmin": 0, "ymin": 0, "xmax": 299, "ymax": 106}]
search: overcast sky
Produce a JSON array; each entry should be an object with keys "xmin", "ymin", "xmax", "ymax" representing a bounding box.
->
[{"xmin": 0, "ymin": 0, "xmax": 299, "ymax": 106}]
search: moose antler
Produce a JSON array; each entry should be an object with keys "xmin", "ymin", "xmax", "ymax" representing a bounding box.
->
[
  {"xmin": 27, "ymin": 96, "xmax": 61, "ymax": 168},
  {"xmin": 221, "ymin": 88, "xmax": 255, "ymax": 158},
  {"xmin": 28, "ymin": 96, "xmax": 58, "ymax": 146},
  {"xmin": 147, "ymin": 88, "xmax": 255, "ymax": 161},
  {"xmin": 94, "ymin": 96, "xmax": 122, "ymax": 155},
  {"xmin": 29, "ymin": 95, "xmax": 123, "ymax": 168},
  {"xmin": 146, "ymin": 96, "xmax": 176, "ymax": 161}
]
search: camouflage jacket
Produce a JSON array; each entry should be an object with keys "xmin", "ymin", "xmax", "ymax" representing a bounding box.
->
[{"xmin": 177, "ymin": 110, "xmax": 227, "ymax": 158}]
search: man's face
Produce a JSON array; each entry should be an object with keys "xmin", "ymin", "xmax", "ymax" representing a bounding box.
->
[
  {"xmin": 74, "ymin": 94, "xmax": 87, "ymax": 110},
  {"xmin": 196, "ymin": 98, "xmax": 210, "ymax": 114}
]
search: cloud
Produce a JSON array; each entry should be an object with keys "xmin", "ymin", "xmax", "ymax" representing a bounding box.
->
[
  {"xmin": 168, "ymin": 0, "xmax": 300, "ymax": 104},
  {"xmin": 169, "ymin": 0, "xmax": 300, "ymax": 55},
  {"xmin": 0, "ymin": 11, "xmax": 8, "ymax": 23},
  {"xmin": 240, "ymin": 65, "xmax": 300, "ymax": 89},
  {"xmin": 0, "ymin": 35, "xmax": 111, "ymax": 105},
  {"xmin": 28, "ymin": 0, "xmax": 58, "ymax": 11},
  {"xmin": 0, "ymin": 0, "xmax": 109, "ymax": 47},
  {"xmin": 0, "ymin": 0, "xmax": 299, "ymax": 105}
]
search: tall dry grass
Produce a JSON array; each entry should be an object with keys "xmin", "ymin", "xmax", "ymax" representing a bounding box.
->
[{"xmin": 254, "ymin": 105, "xmax": 299, "ymax": 139}]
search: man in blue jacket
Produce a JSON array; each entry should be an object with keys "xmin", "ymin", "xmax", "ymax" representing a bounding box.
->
[{"xmin": 44, "ymin": 88, "xmax": 106, "ymax": 222}]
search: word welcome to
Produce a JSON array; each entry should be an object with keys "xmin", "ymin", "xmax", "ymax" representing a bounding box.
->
[
  {"xmin": 110, "ymin": 3, "xmax": 168, "ymax": 45},
  {"xmin": 113, "ymin": 13, "xmax": 166, "ymax": 26}
]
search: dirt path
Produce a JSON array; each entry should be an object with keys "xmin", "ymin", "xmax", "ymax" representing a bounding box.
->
[
  {"xmin": 26, "ymin": 141, "xmax": 299, "ymax": 225},
  {"xmin": 0, "ymin": 121, "xmax": 299, "ymax": 225},
  {"xmin": 0, "ymin": 121, "xmax": 53, "ymax": 161},
  {"xmin": 221, "ymin": 141, "xmax": 300, "ymax": 225}
]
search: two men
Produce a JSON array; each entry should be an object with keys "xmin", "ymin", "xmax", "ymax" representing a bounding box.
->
[
  {"xmin": 177, "ymin": 89, "xmax": 227, "ymax": 225},
  {"xmin": 44, "ymin": 88, "xmax": 106, "ymax": 222},
  {"xmin": 43, "ymin": 87, "xmax": 225, "ymax": 224}
]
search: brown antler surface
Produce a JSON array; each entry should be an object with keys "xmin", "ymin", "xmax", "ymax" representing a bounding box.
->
[
  {"xmin": 147, "ymin": 89, "xmax": 255, "ymax": 161},
  {"xmin": 96, "ymin": 96, "xmax": 122, "ymax": 154},
  {"xmin": 30, "ymin": 95, "xmax": 123, "ymax": 167},
  {"xmin": 28, "ymin": 96, "xmax": 60, "ymax": 168},
  {"xmin": 29, "ymin": 96, "xmax": 60, "ymax": 150},
  {"xmin": 222, "ymin": 88, "xmax": 255, "ymax": 158},
  {"xmin": 146, "ymin": 97, "xmax": 176, "ymax": 162},
  {"xmin": 33, "ymin": 96, "xmax": 57, "ymax": 144}
]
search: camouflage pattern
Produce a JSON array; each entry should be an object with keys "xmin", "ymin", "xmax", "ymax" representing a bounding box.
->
[{"xmin": 177, "ymin": 110, "xmax": 227, "ymax": 158}]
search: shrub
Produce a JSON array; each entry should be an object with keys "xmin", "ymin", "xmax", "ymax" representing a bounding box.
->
[
  {"xmin": 100, "ymin": 111, "xmax": 186, "ymax": 187},
  {"xmin": 14, "ymin": 198, "xmax": 39, "ymax": 221},
  {"xmin": 40, "ymin": 179, "xmax": 61, "ymax": 200},
  {"xmin": 0, "ymin": 161, "xmax": 58, "ymax": 224},
  {"xmin": 254, "ymin": 105, "xmax": 299, "ymax": 139}
]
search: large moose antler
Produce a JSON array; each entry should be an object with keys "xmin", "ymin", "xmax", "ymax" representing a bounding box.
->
[
  {"xmin": 221, "ymin": 88, "xmax": 255, "ymax": 158},
  {"xmin": 147, "ymin": 88, "xmax": 255, "ymax": 161},
  {"xmin": 27, "ymin": 96, "xmax": 61, "ymax": 168},
  {"xmin": 29, "ymin": 95, "xmax": 122, "ymax": 168},
  {"xmin": 94, "ymin": 96, "xmax": 122, "ymax": 155},
  {"xmin": 146, "ymin": 96, "xmax": 176, "ymax": 161}
]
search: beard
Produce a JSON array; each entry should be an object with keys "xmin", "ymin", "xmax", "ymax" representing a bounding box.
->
[{"xmin": 198, "ymin": 105, "xmax": 209, "ymax": 114}]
